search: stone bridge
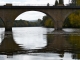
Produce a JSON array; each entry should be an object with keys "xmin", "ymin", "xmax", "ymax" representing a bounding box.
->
[{"xmin": 0, "ymin": 5, "xmax": 80, "ymax": 31}]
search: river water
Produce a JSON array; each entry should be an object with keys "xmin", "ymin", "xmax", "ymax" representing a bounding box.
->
[{"xmin": 0, "ymin": 27, "xmax": 80, "ymax": 60}]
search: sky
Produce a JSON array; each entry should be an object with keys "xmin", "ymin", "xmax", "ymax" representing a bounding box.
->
[
  {"xmin": 0, "ymin": 0, "xmax": 71, "ymax": 6},
  {"xmin": 0, "ymin": 0, "xmax": 71, "ymax": 21}
]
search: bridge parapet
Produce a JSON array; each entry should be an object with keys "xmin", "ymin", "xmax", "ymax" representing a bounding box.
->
[{"xmin": 4, "ymin": 3, "xmax": 12, "ymax": 6}]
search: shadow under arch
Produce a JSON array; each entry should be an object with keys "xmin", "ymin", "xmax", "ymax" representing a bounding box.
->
[
  {"xmin": 0, "ymin": 17, "xmax": 5, "ymax": 27},
  {"xmin": 0, "ymin": 17, "xmax": 5, "ymax": 32},
  {"xmin": 13, "ymin": 10, "xmax": 55, "ymax": 28},
  {"xmin": 63, "ymin": 10, "xmax": 80, "ymax": 28}
]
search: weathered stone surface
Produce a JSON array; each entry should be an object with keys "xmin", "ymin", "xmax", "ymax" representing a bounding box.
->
[{"xmin": 0, "ymin": 6, "xmax": 78, "ymax": 31}]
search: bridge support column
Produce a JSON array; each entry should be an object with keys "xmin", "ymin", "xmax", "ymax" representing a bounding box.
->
[
  {"xmin": 54, "ymin": 20, "xmax": 63, "ymax": 31},
  {"xmin": 4, "ymin": 20, "xmax": 13, "ymax": 32},
  {"xmin": 47, "ymin": 9, "xmax": 74, "ymax": 31}
]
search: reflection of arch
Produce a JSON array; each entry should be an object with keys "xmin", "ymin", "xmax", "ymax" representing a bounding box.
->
[
  {"xmin": 0, "ymin": 33, "xmax": 24, "ymax": 55},
  {"xmin": 33, "ymin": 34, "xmax": 72, "ymax": 53}
]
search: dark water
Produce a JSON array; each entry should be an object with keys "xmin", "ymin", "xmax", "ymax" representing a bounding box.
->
[{"xmin": 0, "ymin": 27, "xmax": 80, "ymax": 60}]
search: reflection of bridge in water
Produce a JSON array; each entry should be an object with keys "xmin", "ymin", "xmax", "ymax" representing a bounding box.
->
[
  {"xmin": 0, "ymin": 32, "xmax": 26, "ymax": 57},
  {"xmin": 34, "ymin": 34, "xmax": 72, "ymax": 52},
  {"xmin": 0, "ymin": 4, "xmax": 80, "ymax": 31},
  {"xmin": 0, "ymin": 32, "xmax": 80, "ymax": 59},
  {"xmin": 0, "ymin": 32, "xmax": 73, "ymax": 54},
  {"xmin": 33, "ymin": 34, "xmax": 80, "ymax": 59}
]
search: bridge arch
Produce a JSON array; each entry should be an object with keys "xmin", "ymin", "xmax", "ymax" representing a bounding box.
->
[
  {"xmin": 63, "ymin": 10, "xmax": 77, "ymax": 21},
  {"xmin": 13, "ymin": 10, "xmax": 55, "ymax": 27},
  {"xmin": 63, "ymin": 10, "xmax": 79, "ymax": 28}
]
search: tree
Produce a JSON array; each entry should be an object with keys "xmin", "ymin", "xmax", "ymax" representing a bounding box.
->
[
  {"xmin": 41, "ymin": 16, "xmax": 54, "ymax": 28},
  {"xmin": 55, "ymin": 0, "xmax": 58, "ymax": 6},
  {"xmin": 59, "ymin": 0, "xmax": 63, "ymax": 4},
  {"xmin": 66, "ymin": 11, "xmax": 80, "ymax": 28},
  {"xmin": 47, "ymin": 3, "xmax": 49, "ymax": 6},
  {"xmin": 76, "ymin": 0, "xmax": 80, "ymax": 6}
]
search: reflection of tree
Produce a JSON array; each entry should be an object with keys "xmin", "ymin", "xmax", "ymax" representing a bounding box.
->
[
  {"xmin": 68, "ymin": 35, "xmax": 80, "ymax": 51},
  {"xmin": 67, "ymin": 34, "xmax": 80, "ymax": 59},
  {"xmin": 0, "ymin": 32, "xmax": 25, "ymax": 57},
  {"xmin": 72, "ymin": 53, "xmax": 80, "ymax": 59},
  {"xmin": 35, "ymin": 34, "xmax": 72, "ymax": 53},
  {"xmin": 45, "ymin": 34, "xmax": 72, "ymax": 51},
  {"xmin": 30, "ymin": 34, "xmax": 72, "ymax": 59},
  {"xmin": 32, "ymin": 34, "xmax": 80, "ymax": 59}
]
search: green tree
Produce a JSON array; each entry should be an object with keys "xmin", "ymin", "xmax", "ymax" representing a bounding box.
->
[
  {"xmin": 68, "ymin": 11, "xmax": 80, "ymax": 28},
  {"xmin": 63, "ymin": 17, "xmax": 71, "ymax": 28},
  {"xmin": 47, "ymin": 3, "xmax": 49, "ymax": 6},
  {"xmin": 76, "ymin": 0, "xmax": 80, "ymax": 6},
  {"xmin": 59, "ymin": 0, "xmax": 63, "ymax": 4},
  {"xmin": 41, "ymin": 16, "xmax": 54, "ymax": 28},
  {"xmin": 63, "ymin": 10, "xmax": 80, "ymax": 28}
]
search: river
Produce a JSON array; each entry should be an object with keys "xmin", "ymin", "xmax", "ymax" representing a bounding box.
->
[{"xmin": 0, "ymin": 27, "xmax": 80, "ymax": 60}]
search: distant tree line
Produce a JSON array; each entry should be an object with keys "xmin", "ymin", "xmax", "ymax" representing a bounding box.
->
[
  {"xmin": 41, "ymin": 16, "xmax": 54, "ymax": 28},
  {"xmin": 0, "ymin": 19, "xmax": 42, "ymax": 27},
  {"xmin": 13, "ymin": 19, "xmax": 42, "ymax": 27}
]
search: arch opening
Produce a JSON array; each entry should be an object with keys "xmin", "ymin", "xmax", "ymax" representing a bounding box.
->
[
  {"xmin": 12, "ymin": 11, "xmax": 55, "ymax": 28},
  {"xmin": 63, "ymin": 10, "xmax": 80, "ymax": 28},
  {"xmin": 12, "ymin": 11, "xmax": 55, "ymax": 49}
]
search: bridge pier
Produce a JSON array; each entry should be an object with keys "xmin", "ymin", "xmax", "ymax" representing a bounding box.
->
[
  {"xmin": 5, "ymin": 27, "xmax": 12, "ymax": 31},
  {"xmin": 4, "ymin": 20, "xmax": 13, "ymax": 32},
  {"xmin": 54, "ymin": 20, "xmax": 63, "ymax": 31},
  {"xmin": 49, "ymin": 9, "xmax": 74, "ymax": 31}
]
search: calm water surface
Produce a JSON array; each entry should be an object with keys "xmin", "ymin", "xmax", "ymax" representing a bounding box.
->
[{"xmin": 0, "ymin": 27, "xmax": 80, "ymax": 60}]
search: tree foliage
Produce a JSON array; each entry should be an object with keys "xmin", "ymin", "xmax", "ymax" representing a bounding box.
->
[
  {"xmin": 64, "ymin": 11, "xmax": 80, "ymax": 28},
  {"xmin": 13, "ymin": 20, "xmax": 42, "ymax": 27},
  {"xmin": 76, "ymin": 0, "xmax": 80, "ymax": 6},
  {"xmin": 41, "ymin": 16, "xmax": 54, "ymax": 28},
  {"xmin": 68, "ymin": 35, "xmax": 80, "ymax": 50},
  {"xmin": 55, "ymin": 0, "xmax": 58, "ymax": 6},
  {"xmin": 0, "ymin": 19, "xmax": 42, "ymax": 27},
  {"xmin": 59, "ymin": 0, "xmax": 63, "ymax": 4}
]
